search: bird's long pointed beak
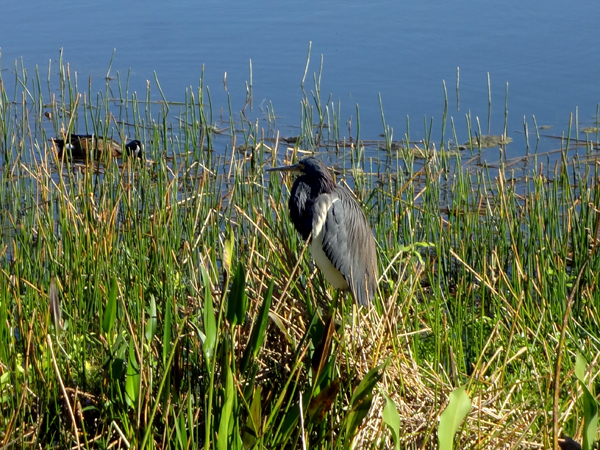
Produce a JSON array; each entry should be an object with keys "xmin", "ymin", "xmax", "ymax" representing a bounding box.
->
[{"xmin": 265, "ymin": 162, "xmax": 302, "ymax": 173}]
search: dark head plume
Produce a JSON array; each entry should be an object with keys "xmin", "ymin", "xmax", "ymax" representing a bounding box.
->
[{"xmin": 125, "ymin": 140, "xmax": 143, "ymax": 158}]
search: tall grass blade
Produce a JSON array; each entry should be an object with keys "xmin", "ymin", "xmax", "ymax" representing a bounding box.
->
[
  {"xmin": 102, "ymin": 275, "xmax": 118, "ymax": 335},
  {"xmin": 201, "ymin": 266, "xmax": 216, "ymax": 365},
  {"xmin": 163, "ymin": 296, "xmax": 172, "ymax": 365}
]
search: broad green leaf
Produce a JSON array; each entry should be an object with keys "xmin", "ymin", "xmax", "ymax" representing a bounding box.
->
[
  {"xmin": 438, "ymin": 385, "xmax": 471, "ymax": 450},
  {"xmin": 226, "ymin": 261, "xmax": 247, "ymax": 327},
  {"xmin": 0, "ymin": 371, "xmax": 11, "ymax": 388},
  {"xmin": 201, "ymin": 266, "xmax": 216, "ymax": 365},
  {"xmin": 223, "ymin": 227, "xmax": 234, "ymax": 275},
  {"xmin": 125, "ymin": 341, "xmax": 140, "ymax": 408},
  {"xmin": 102, "ymin": 276, "xmax": 118, "ymax": 335},
  {"xmin": 145, "ymin": 294, "xmax": 157, "ymax": 343},
  {"xmin": 575, "ymin": 353, "xmax": 599, "ymax": 450},
  {"xmin": 177, "ymin": 408, "xmax": 188, "ymax": 448},
  {"xmin": 217, "ymin": 361, "xmax": 235, "ymax": 450},
  {"xmin": 575, "ymin": 353, "xmax": 586, "ymax": 381},
  {"xmin": 383, "ymin": 394, "xmax": 401, "ymax": 450},
  {"xmin": 187, "ymin": 392, "xmax": 196, "ymax": 448},
  {"xmin": 240, "ymin": 280, "xmax": 273, "ymax": 372},
  {"xmin": 345, "ymin": 363, "xmax": 385, "ymax": 439},
  {"xmin": 249, "ymin": 386, "xmax": 262, "ymax": 435},
  {"xmin": 243, "ymin": 385, "xmax": 262, "ymax": 447}
]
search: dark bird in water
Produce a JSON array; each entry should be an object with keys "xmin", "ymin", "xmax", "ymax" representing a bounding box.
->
[
  {"xmin": 267, "ymin": 157, "xmax": 378, "ymax": 306},
  {"xmin": 558, "ymin": 436, "xmax": 582, "ymax": 450},
  {"xmin": 50, "ymin": 134, "xmax": 143, "ymax": 159}
]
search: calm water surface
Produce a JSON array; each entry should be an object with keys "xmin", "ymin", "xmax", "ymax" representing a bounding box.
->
[{"xmin": 1, "ymin": 0, "xmax": 599, "ymax": 159}]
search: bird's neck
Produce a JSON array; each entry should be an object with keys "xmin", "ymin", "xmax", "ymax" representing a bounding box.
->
[{"xmin": 311, "ymin": 176, "xmax": 336, "ymax": 196}]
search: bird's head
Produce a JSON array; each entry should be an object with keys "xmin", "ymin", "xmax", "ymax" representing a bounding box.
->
[
  {"xmin": 125, "ymin": 140, "xmax": 144, "ymax": 158},
  {"xmin": 266, "ymin": 156, "xmax": 333, "ymax": 181}
]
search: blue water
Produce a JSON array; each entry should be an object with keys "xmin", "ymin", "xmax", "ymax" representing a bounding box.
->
[{"xmin": 2, "ymin": 0, "xmax": 599, "ymax": 158}]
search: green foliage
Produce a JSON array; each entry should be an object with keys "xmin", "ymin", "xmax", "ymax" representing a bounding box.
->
[
  {"xmin": 226, "ymin": 262, "xmax": 247, "ymax": 328},
  {"xmin": 162, "ymin": 295, "xmax": 172, "ymax": 365},
  {"xmin": 125, "ymin": 339, "xmax": 140, "ymax": 409},
  {"xmin": 438, "ymin": 386, "xmax": 472, "ymax": 450},
  {"xmin": 344, "ymin": 362, "xmax": 385, "ymax": 442},
  {"xmin": 575, "ymin": 354, "xmax": 599, "ymax": 450},
  {"xmin": 102, "ymin": 275, "xmax": 118, "ymax": 335},
  {"xmin": 383, "ymin": 394, "xmax": 401, "ymax": 450},
  {"xmin": 217, "ymin": 357, "xmax": 237, "ymax": 450},
  {"xmin": 0, "ymin": 52, "xmax": 599, "ymax": 450},
  {"xmin": 240, "ymin": 279, "xmax": 273, "ymax": 373},
  {"xmin": 146, "ymin": 294, "xmax": 157, "ymax": 343},
  {"xmin": 202, "ymin": 265, "xmax": 217, "ymax": 366}
]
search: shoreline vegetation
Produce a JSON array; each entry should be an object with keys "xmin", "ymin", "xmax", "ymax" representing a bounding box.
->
[{"xmin": 0, "ymin": 52, "xmax": 599, "ymax": 449}]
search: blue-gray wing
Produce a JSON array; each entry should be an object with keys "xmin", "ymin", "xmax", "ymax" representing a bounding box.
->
[{"xmin": 319, "ymin": 186, "xmax": 378, "ymax": 305}]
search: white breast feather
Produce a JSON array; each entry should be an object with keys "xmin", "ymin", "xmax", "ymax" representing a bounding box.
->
[{"xmin": 310, "ymin": 196, "xmax": 348, "ymax": 290}]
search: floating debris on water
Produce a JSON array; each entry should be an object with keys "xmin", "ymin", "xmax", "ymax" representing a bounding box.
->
[{"xmin": 459, "ymin": 134, "xmax": 512, "ymax": 149}]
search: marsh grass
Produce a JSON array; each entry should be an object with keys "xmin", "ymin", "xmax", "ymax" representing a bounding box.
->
[{"xmin": 0, "ymin": 52, "xmax": 599, "ymax": 449}]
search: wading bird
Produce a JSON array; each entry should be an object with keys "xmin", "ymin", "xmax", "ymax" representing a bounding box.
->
[
  {"xmin": 267, "ymin": 157, "xmax": 378, "ymax": 306},
  {"xmin": 558, "ymin": 436, "xmax": 582, "ymax": 450},
  {"xmin": 50, "ymin": 134, "xmax": 143, "ymax": 159}
]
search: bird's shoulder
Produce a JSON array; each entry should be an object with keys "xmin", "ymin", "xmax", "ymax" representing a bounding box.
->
[{"xmin": 309, "ymin": 182, "xmax": 377, "ymax": 305}]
